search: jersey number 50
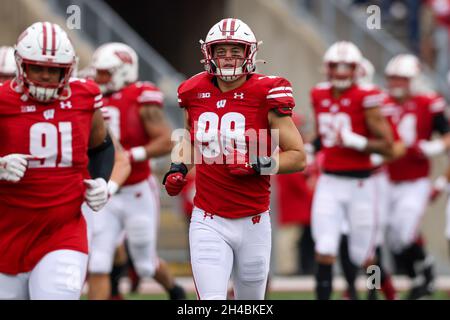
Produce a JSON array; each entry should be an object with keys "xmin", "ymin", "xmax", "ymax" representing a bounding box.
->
[
  {"xmin": 28, "ymin": 122, "xmax": 73, "ymax": 168},
  {"xmin": 318, "ymin": 112, "xmax": 352, "ymax": 147}
]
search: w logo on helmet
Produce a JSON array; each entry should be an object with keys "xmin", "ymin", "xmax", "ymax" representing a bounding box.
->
[{"xmin": 114, "ymin": 51, "xmax": 133, "ymax": 64}]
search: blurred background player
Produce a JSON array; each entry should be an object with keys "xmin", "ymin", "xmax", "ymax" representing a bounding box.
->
[
  {"xmin": 0, "ymin": 46, "xmax": 15, "ymax": 83},
  {"xmin": 81, "ymin": 104, "xmax": 132, "ymax": 299},
  {"xmin": 87, "ymin": 42, "xmax": 185, "ymax": 300},
  {"xmin": 338, "ymin": 57, "xmax": 398, "ymax": 300},
  {"xmin": 310, "ymin": 41, "xmax": 395, "ymax": 300},
  {"xmin": 0, "ymin": 22, "xmax": 112, "ymax": 299},
  {"xmin": 164, "ymin": 18, "xmax": 306, "ymax": 300},
  {"xmin": 382, "ymin": 54, "xmax": 450, "ymax": 299}
]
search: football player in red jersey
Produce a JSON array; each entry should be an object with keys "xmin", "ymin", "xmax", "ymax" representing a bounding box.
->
[
  {"xmin": 0, "ymin": 22, "xmax": 113, "ymax": 299},
  {"xmin": 309, "ymin": 41, "xmax": 395, "ymax": 300},
  {"xmin": 0, "ymin": 46, "xmax": 15, "ymax": 83},
  {"xmin": 81, "ymin": 105, "xmax": 132, "ymax": 299},
  {"xmin": 86, "ymin": 42, "xmax": 186, "ymax": 300},
  {"xmin": 337, "ymin": 57, "xmax": 397, "ymax": 300},
  {"xmin": 382, "ymin": 54, "xmax": 450, "ymax": 299},
  {"xmin": 163, "ymin": 18, "xmax": 306, "ymax": 300}
]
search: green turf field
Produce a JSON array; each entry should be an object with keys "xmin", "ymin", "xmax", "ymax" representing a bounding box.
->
[{"xmin": 83, "ymin": 290, "xmax": 450, "ymax": 300}]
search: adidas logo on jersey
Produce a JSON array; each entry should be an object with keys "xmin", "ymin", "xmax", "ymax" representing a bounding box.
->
[
  {"xmin": 216, "ymin": 99, "xmax": 227, "ymax": 108},
  {"xmin": 43, "ymin": 109, "xmax": 55, "ymax": 120}
]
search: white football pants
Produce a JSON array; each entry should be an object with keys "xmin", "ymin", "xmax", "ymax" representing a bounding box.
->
[
  {"xmin": 386, "ymin": 178, "xmax": 431, "ymax": 253},
  {"xmin": 189, "ymin": 206, "xmax": 271, "ymax": 300},
  {"xmin": 312, "ymin": 173, "xmax": 378, "ymax": 266},
  {"xmin": 0, "ymin": 250, "xmax": 88, "ymax": 300},
  {"xmin": 87, "ymin": 176, "xmax": 160, "ymax": 277}
]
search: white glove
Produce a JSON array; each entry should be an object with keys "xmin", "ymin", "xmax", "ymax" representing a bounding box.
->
[
  {"xmin": 339, "ymin": 129, "xmax": 368, "ymax": 151},
  {"xmin": 0, "ymin": 154, "xmax": 31, "ymax": 182},
  {"xmin": 418, "ymin": 139, "xmax": 445, "ymax": 157},
  {"xmin": 433, "ymin": 175, "xmax": 448, "ymax": 193},
  {"xmin": 107, "ymin": 180, "xmax": 119, "ymax": 196},
  {"xmin": 84, "ymin": 178, "xmax": 108, "ymax": 212},
  {"xmin": 370, "ymin": 153, "xmax": 385, "ymax": 167},
  {"xmin": 128, "ymin": 146, "xmax": 147, "ymax": 162}
]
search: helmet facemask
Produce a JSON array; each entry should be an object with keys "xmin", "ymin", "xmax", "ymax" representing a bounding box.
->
[
  {"xmin": 386, "ymin": 75, "xmax": 411, "ymax": 99},
  {"xmin": 15, "ymin": 55, "xmax": 73, "ymax": 103},
  {"xmin": 327, "ymin": 62, "xmax": 357, "ymax": 90},
  {"xmin": 94, "ymin": 64, "xmax": 133, "ymax": 95},
  {"xmin": 201, "ymin": 40, "xmax": 258, "ymax": 82},
  {"xmin": 323, "ymin": 41, "xmax": 362, "ymax": 91},
  {"xmin": 94, "ymin": 68, "xmax": 117, "ymax": 95}
]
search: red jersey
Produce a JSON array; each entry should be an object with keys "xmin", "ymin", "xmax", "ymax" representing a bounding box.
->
[
  {"xmin": 382, "ymin": 93, "xmax": 446, "ymax": 181},
  {"xmin": 102, "ymin": 81, "xmax": 163, "ymax": 185},
  {"xmin": 178, "ymin": 72, "xmax": 295, "ymax": 218},
  {"xmin": 0, "ymin": 78, "xmax": 102, "ymax": 274},
  {"xmin": 275, "ymin": 172, "xmax": 313, "ymax": 226},
  {"xmin": 311, "ymin": 82, "xmax": 384, "ymax": 172}
]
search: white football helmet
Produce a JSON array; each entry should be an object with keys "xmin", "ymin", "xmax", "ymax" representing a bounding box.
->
[
  {"xmin": 357, "ymin": 57, "xmax": 375, "ymax": 85},
  {"xmin": 0, "ymin": 46, "xmax": 16, "ymax": 80},
  {"xmin": 14, "ymin": 22, "xmax": 75, "ymax": 102},
  {"xmin": 385, "ymin": 54, "xmax": 420, "ymax": 98},
  {"xmin": 385, "ymin": 54, "xmax": 420, "ymax": 78},
  {"xmin": 200, "ymin": 18, "xmax": 259, "ymax": 82},
  {"xmin": 91, "ymin": 42, "xmax": 138, "ymax": 94},
  {"xmin": 323, "ymin": 41, "xmax": 362, "ymax": 89}
]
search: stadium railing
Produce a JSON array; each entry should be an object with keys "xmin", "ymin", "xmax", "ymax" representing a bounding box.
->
[{"xmin": 47, "ymin": 0, "xmax": 186, "ymax": 128}]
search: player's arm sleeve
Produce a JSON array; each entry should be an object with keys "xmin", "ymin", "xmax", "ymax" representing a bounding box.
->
[
  {"xmin": 433, "ymin": 112, "xmax": 450, "ymax": 134},
  {"xmin": 362, "ymin": 90, "xmax": 385, "ymax": 109},
  {"xmin": 312, "ymin": 136, "xmax": 322, "ymax": 152},
  {"xmin": 137, "ymin": 83, "xmax": 164, "ymax": 107},
  {"xmin": 430, "ymin": 96, "xmax": 450, "ymax": 134},
  {"xmin": 266, "ymin": 78, "xmax": 295, "ymax": 116},
  {"xmin": 88, "ymin": 131, "xmax": 115, "ymax": 181},
  {"xmin": 93, "ymin": 91, "xmax": 103, "ymax": 110},
  {"xmin": 87, "ymin": 84, "xmax": 115, "ymax": 181}
]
